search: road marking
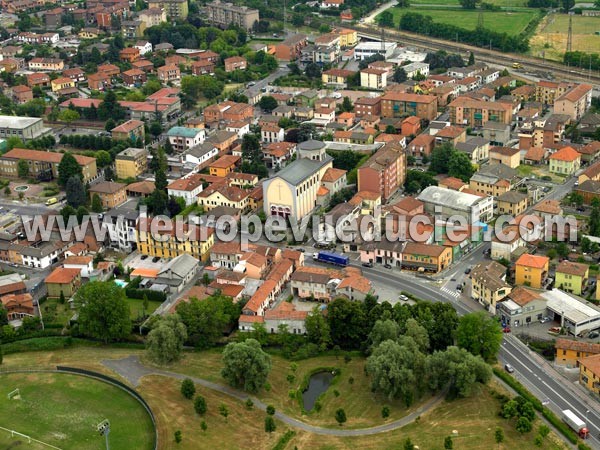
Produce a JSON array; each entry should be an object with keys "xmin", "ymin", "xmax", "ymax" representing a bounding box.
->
[{"xmin": 440, "ymin": 287, "xmax": 460, "ymax": 298}]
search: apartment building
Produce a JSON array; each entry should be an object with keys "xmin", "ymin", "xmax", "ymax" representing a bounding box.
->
[
  {"xmin": 380, "ymin": 92, "xmax": 438, "ymax": 121},
  {"xmin": 0, "ymin": 148, "xmax": 97, "ymax": 182},
  {"xmin": 448, "ymin": 96, "xmax": 512, "ymax": 127},
  {"xmin": 88, "ymin": 181, "xmax": 127, "ymax": 209},
  {"xmin": 357, "ymin": 142, "xmax": 406, "ymax": 201},
  {"xmin": 157, "ymin": 64, "xmax": 180, "ymax": 83},
  {"xmin": 206, "ymin": 0, "xmax": 259, "ymax": 30},
  {"xmin": 115, "ymin": 147, "xmax": 148, "ymax": 179},
  {"xmin": 137, "ymin": 220, "xmax": 214, "ymax": 262},
  {"xmin": 147, "ymin": 0, "xmax": 188, "ymax": 19},
  {"xmin": 553, "ymin": 83, "xmax": 593, "ymax": 121}
]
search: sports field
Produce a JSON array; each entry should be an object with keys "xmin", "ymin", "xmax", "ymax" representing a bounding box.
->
[
  {"xmin": 530, "ymin": 13, "xmax": 600, "ymax": 61},
  {"xmin": 385, "ymin": 7, "xmax": 538, "ymax": 35},
  {"xmin": 0, "ymin": 372, "xmax": 155, "ymax": 450}
]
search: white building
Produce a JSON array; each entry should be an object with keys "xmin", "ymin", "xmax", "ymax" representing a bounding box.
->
[
  {"xmin": 417, "ymin": 186, "xmax": 494, "ymax": 224},
  {"xmin": 402, "ymin": 62, "xmax": 429, "ymax": 79},
  {"xmin": 134, "ymin": 40, "xmax": 153, "ymax": 55},
  {"xmin": 64, "ymin": 255, "xmax": 94, "ymax": 278},
  {"xmin": 183, "ymin": 142, "xmax": 219, "ymax": 168},
  {"xmin": 167, "ymin": 174, "xmax": 205, "ymax": 206},
  {"xmin": 544, "ymin": 289, "xmax": 600, "ymax": 336},
  {"xmin": 354, "ymin": 41, "xmax": 397, "ymax": 61},
  {"xmin": 103, "ymin": 200, "xmax": 139, "ymax": 253},
  {"xmin": 261, "ymin": 124, "xmax": 285, "ymax": 143},
  {"xmin": 167, "ymin": 126, "xmax": 206, "ymax": 152}
]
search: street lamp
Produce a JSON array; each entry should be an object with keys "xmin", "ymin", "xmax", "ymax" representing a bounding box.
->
[{"xmin": 97, "ymin": 420, "xmax": 110, "ymax": 450}]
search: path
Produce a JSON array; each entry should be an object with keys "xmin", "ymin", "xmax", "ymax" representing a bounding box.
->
[
  {"xmin": 102, "ymin": 356, "xmax": 444, "ymax": 437},
  {"xmin": 364, "ymin": 0, "xmax": 398, "ymax": 24}
]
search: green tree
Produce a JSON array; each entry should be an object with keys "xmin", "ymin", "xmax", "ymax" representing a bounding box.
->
[
  {"xmin": 221, "ymin": 339, "xmax": 272, "ymax": 393},
  {"xmin": 218, "ymin": 404, "xmax": 229, "ymax": 421},
  {"xmin": 266, "ymin": 405, "xmax": 275, "ymax": 415},
  {"xmin": 516, "ymin": 416, "xmax": 532, "ymax": 433},
  {"xmin": 369, "ymin": 319, "xmax": 400, "ymax": 349},
  {"xmin": 341, "ymin": 96, "xmax": 353, "ymax": 112},
  {"xmin": 328, "ymin": 297, "xmax": 368, "ymax": 349},
  {"xmin": 146, "ymin": 314, "xmax": 188, "ymax": 364},
  {"xmin": 74, "ymin": 281, "xmax": 131, "ymax": 343},
  {"xmin": 200, "ymin": 421, "xmax": 207, "ymax": 432},
  {"xmin": 76, "ymin": 205, "xmax": 89, "ymax": 224},
  {"xmin": 241, "ymin": 133, "xmax": 262, "ymax": 165},
  {"xmin": 58, "ymin": 152, "xmax": 83, "ymax": 186},
  {"xmin": 98, "ymin": 90, "xmax": 126, "ymax": 121},
  {"xmin": 105, "ymin": 118, "xmax": 116, "ymax": 132},
  {"xmin": 444, "ymin": 436, "xmax": 454, "ymax": 449},
  {"xmin": 591, "ymin": 204, "xmax": 600, "ymax": 237},
  {"xmin": 404, "ymin": 438, "xmax": 415, "ymax": 450},
  {"xmin": 259, "ymin": 95, "xmax": 278, "ymax": 113},
  {"xmin": 305, "ymin": 306, "xmax": 331, "ymax": 349},
  {"xmin": 405, "ymin": 318, "xmax": 429, "ymax": 353},
  {"xmin": 381, "ymin": 405, "xmax": 390, "ymax": 418},
  {"xmin": 448, "ymin": 151, "xmax": 475, "ymax": 182},
  {"xmin": 150, "ymin": 121, "xmax": 163, "ymax": 137},
  {"xmin": 468, "ymin": 51, "xmax": 475, "ymax": 65},
  {"xmin": 177, "ymin": 295, "xmax": 239, "ymax": 348},
  {"xmin": 181, "ymin": 378, "xmax": 196, "ymax": 399},
  {"xmin": 429, "ymin": 142, "xmax": 455, "ymax": 174},
  {"xmin": 335, "ymin": 408, "xmax": 347, "ymax": 426},
  {"xmin": 460, "ymin": 0, "xmax": 480, "ymax": 8},
  {"xmin": 377, "ymin": 10, "xmax": 394, "ymax": 27},
  {"xmin": 174, "ymin": 430, "xmax": 182, "ymax": 443},
  {"xmin": 264, "ymin": 415, "xmax": 276, "ymax": 433},
  {"xmin": 17, "ymin": 159, "xmax": 29, "ymax": 178},
  {"xmin": 456, "ymin": 311, "xmax": 503, "ymax": 362},
  {"xmin": 91, "ymin": 193, "xmax": 103, "ymax": 213},
  {"xmin": 393, "ymin": 67, "xmax": 407, "ymax": 83},
  {"xmin": 58, "ymin": 109, "xmax": 80, "ymax": 124},
  {"xmin": 494, "ymin": 427, "xmax": 504, "ymax": 447},
  {"xmin": 66, "ymin": 176, "xmax": 87, "ymax": 208},
  {"xmin": 305, "ymin": 63, "xmax": 322, "ymax": 78},
  {"xmin": 95, "ymin": 150, "xmax": 112, "ymax": 168},
  {"xmin": 194, "ymin": 395, "xmax": 207, "ymax": 415}
]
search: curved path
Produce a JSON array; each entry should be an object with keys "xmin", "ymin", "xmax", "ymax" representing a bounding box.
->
[{"xmin": 102, "ymin": 355, "xmax": 444, "ymax": 437}]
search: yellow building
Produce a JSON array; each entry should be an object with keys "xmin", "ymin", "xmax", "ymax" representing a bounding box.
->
[
  {"xmin": 51, "ymin": 77, "xmax": 75, "ymax": 92},
  {"xmin": 209, "ymin": 155, "xmax": 239, "ymax": 177},
  {"xmin": 578, "ymin": 354, "xmax": 600, "ymax": 395},
  {"xmin": 555, "ymin": 260, "xmax": 589, "ymax": 296},
  {"xmin": 515, "ymin": 254, "xmax": 549, "ymax": 289},
  {"xmin": 496, "ymin": 191, "xmax": 528, "ymax": 216},
  {"xmin": 555, "ymin": 338, "xmax": 600, "ymax": 367},
  {"xmin": 137, "ymin": 220, "xmax": 214, "ymax": 262},
  {"xmin": 336, "ymin": 28, "xmax": 358, "ymax": 47},
  {"xmin": 360, "ymin": 68, "xmax": 387, "ymax": 90},
  {"xmin": 197, "ymin": 184, "xmax": 250, "ymax": 213},
  {"xmin": 322, "ymin": 68, "xmax": 355, "ymax": 88},
  {"xmin": 549, "ymin": 146, "xmax": 581, "ymax": 175},
  {"xmin": 115, "ymin": 147, "xmax": 148, "ymax": 179},
  {"xmin": 401, "ymin": 242, "xmax": 452, "ymax": 273},
  {"xmin": 147, "ymin": 0, "xmax": 188, "ymax": 19},
  {"xmin": 469, "ymin": 260, "xmax": 511, "ymax": 313}
]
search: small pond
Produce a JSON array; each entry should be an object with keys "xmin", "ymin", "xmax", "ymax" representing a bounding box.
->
[
  {"xmin": 14, "ymin": 185, "xmax": 29, "ymax": 192},
  {"xmin": 302, "ymin": 371, "xmax": 334, "ymax": 411}
]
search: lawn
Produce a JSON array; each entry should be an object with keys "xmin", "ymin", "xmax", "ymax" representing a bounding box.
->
[
  {"xmin": 530, "ymin": 13, "xmax": 600, "ymax": 61},
  {"xmin": 0, "ymin": 372, "xmax": 155, "ymax": 450},
  {"xmin": 409, "ymin": 0, "xmax": 529, "ymax": 6},
  {"xmin": 39, "ymin": 297, "xmax": 73, "ymax": 328},
  {"xmin": 127, "ymin": 297, "xmax": 162, "ymax": 320},
  {"xmin": 384, "ymin": 6, "xmax": 538, "ymax": 35},
  {"xmin": 0, "ymin": 347, "xmax": 571, "ymax": 449}
]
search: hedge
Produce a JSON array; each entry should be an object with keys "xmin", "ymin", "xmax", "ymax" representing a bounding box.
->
[
  {"xmin": 125, "ymin": 288, "xmax": 166, "ymax": 302},
  {"xmin": 126, "ymin": 276, "xmax": 142, "ymax": 290},
  {"xmin": 494, "ymin": 368, "xmax": 579, "ymax": 444},
  {"xmin": 2, "ymin": 337, "xmax": 96, "ymax": 355}
]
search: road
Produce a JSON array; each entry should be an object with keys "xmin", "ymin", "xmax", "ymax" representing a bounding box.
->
[{"xmin": 363, "ymin": 0, "xmax": 398, "ymax": 24}]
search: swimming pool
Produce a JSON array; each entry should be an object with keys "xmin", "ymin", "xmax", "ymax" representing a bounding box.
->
[{"xmin": 114, "ymin": 279, "xmax": 128, "ymax": 288}]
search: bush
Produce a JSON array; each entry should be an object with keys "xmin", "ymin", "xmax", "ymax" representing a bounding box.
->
[
  {"xmin": 245, "ymin": 398, "xmax": 254, "ymax": 409},
  {"xmin": 125, "ymin": 287, "xmax": 166, "ymax": 302},
  {"xmin": 382, "ymin": 405, "xmax": 390, "ymax": 418},
  {"xmin": 181, "ymin": 378, "xmax": 196, "ymax": 399},
  {"xmin": 266, "ymin": 405, "xmax": 275, "ymax": 415}
]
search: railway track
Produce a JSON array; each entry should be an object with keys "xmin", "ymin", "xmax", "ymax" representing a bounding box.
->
[{"xmin": 351, "ymin": 24, "xmax": 600, "ymax": 87}]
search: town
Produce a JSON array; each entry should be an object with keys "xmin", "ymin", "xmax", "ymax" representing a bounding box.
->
[{"xmin": 0, "ymin": 0, "xmax": 599, "ymax": 448}]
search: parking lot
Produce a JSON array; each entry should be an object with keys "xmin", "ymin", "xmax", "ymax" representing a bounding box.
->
[{"xmin": 124, "ymin": 252, "xmax": 167, "ymax": 272}]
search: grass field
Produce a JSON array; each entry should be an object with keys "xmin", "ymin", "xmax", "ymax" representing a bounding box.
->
[
  {"xmin": 0, "ymin": 372, "xmax": 155, "ymax": 450},
  {"xmin": 384, "ymin": 6, "xmax": 538, "ymax": 35},
  {"xmin": 530, "ymin": 13, "xmax": 600, "ymax": 61},
  {"xmin": 409, "ymin": 0, "xmax": 529, "ymax": 6},
  {"xmin": 0, "ymin": 347, "xmax": 571, "ymax": 450},
  {"xmin": 127, "ymin": 298, "xmax": 161, "ymax": 320},
  {"xmin": 40, "ymin": 298, "xmax": 73, "ymax": 327}
]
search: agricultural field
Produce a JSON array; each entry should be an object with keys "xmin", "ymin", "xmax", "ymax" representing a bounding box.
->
[
  {"xmin": 0, "ymin": 372, "xmax": 155, "ymax": 450},
  {"xmin": 409, "ymin": 0, "xmax": 529, "ymax": 6},
  {"xmin": 530, "ymin": 13, "xmax": 600, "ymax": 61},
  {"xmin": 384, "ymin": 6, "xmax": 538, "ymax": 36}
]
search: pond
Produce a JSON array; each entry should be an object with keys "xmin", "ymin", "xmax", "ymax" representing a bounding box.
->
[
  {"xmin": 14, "ymin": 185, "xmax": 29, "ymax": 192},
  {"xmin": 302, "ymin": 371, "xmax": 334, "ymax": 412}
]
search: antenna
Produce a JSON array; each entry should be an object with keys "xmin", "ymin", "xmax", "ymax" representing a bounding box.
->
[{"xmin": 566, "ymin": 12, "xmax": 573, "ymax": 53}]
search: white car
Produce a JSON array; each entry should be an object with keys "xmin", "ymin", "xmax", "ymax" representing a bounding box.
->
[{"xmin": 399, "ymin": 295, "xmax": 408, "ymax": 301}]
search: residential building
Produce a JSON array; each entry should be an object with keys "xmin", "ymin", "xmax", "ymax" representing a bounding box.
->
[
  {"xmin": 360, "ymin": 239, "xmax": 405, "ymax": 267},
  {"xmin": 381, "ymin": 92, "xmax": 438, "ymax": 121},
  {"xmin": 549, "ymin": 146, "xmax": 581, "ymax": 175},
  {"xmin": 556, "ymin": 261, "xmax": 589, "ymax": 296},
  {"xmin": 167, "ymin": 126, "xmax": 205, "ymax": 152},
  {"xmin": 167, "ymin": 174, "xmax": 205, "ymax": 206},
  {"xmin": 197, "ymin": 184, "xmax": 250, "ymax": 213},
  {"xmin": 1, "ymin": 293, "xmax": 34, "ymax": 321},
  {"xmin": 103, "ymin": 200, "xmax": 140, "ymax": 252},
  {"xmin": 435, "ymin": 125, "xmax": 466, "ymax": 146},
  {"xmin": 489, "ymin": 146, "xmax": 521, "ymax": 168},
  {"xmin": 322, "ymin": 69, "xmax": 355, "ymax": 88},
  {"xmin": 515, "ymin": 254, "xmax": 549, "ymax": 289},
  {"xmin": 575, "ymin": 180, "xmax": 600, "ymax": 205},
  {"xmin": 578, "ymin": 354, "xmax": 600, "ymax": 395},
  {"xmin": 354, "ymin": 96, "xmax": 381, "ymax": 117},
  {"xmin": 360, "ymin": 68, "xmax": 387, "ymax": 90},
  {"xmin": 274, "ymin": 34, "xmax": 308, "ymax": 61},
  {"xmin": 336, "ymin": 27, "xmax": 358, "ymax": 47},
  {"xmin": 88, "ymin": 181, "xmax": 127, "ymax": 209},
  {"xmin": 64, "ymin": 255, "xmax": 94, "ymax": 278},
  {"xmin": 157, "ymin": 64, "xmax": 180, "ymax": 83},
  {"xmin": 224, "ymin": 56, "xmax": 247, "ymax": 72},
  {"xmin": 10, "ymin": 85, "xmax": 33, "ymax": 105},
  {"xmin": 261, "ymin": 124, "xmax": 285, "ymax": 143},
  {"xmin": 134, "ymin": 41, "xmax": 153, "ymax": 56},
  {"xmin": 402, "ymin": 242, "xmax": 452, "ymax": 273},
  {"xmin": 45, "ymin": 267, "xmax": 81, "ymax": 298},
  {"xmin": 137, "ymin": 220, "xmax": 215, "ymax": 262},
  {"xmin": 206, "ymin": 0, "xmax": 259, "ymax": 30},
  {"xmin": 470, "ymin": 260, "xmax": 511, "ymax": 313},
  {"xmin": 121, "ymin": 68, "xmax": 146, "ymax": 87},
  {"xmin": 496, "ymin": 191, "xmax": 528, "ymax": 216},
  {"xmin": 111, "ymin": 120, "xmax": 145, "ymax": 143},
  {"xmin": 139, "ymin": 8, "xmax": 167, "ymax": 28},
  {"xmin": 469, "ymin": 164, "xmax": 517, "ymax": 197},
  {"xmin": 119, "ymin": 47, "xmax": 140, "ymax": 63},
  {"xmin": 497, "ymin": 286, "xmax": 547, "ymax": 329},
  {"xmin": 555, "ymin": 338, "xmax": 600, "ymax": 367},
  {"xmin": 357, "ymin": 142, "xmax": 406, "ymax": 201},
  {"xmin": 28, "ymin": 58, "xmax": 64, "ymax": 71},
  {"xmin": 262, "ymin": 142, "xmax": 297, "ymax": 169},
  {"xmin": 417, "ymin": 186, "xmax": 494, "ymax": 224},
  {"xmin": 209, "ymin": 155, "xmax": 240, "ymax": 177},
  {"xmin": 407, "ymin": 134, "xmax": 435, "ymax": 159},
  {"xmin": 115, "ymin": 147, "xmax": 147, "ymax": 179},
  {"xmin": 192, "ymin": 60, "xmax": 216, "ymax": 76},
  {"xmin": 147, "ymin": 0, "xmax": 189, "ymax": 19},
  {"xmin": 0, "ymin": 148, "xmax": 97, "ymax": 182},
  {"xmin": 553, "ymin": 84, "xmax": 593, "ymax": 121},
  {"xmin": 448, "ymin": 96, "xmax": 512, "ymax": 127},
  {"xmin": 455, "ymin": 137, "xmax": 490, "ymax": 163}
]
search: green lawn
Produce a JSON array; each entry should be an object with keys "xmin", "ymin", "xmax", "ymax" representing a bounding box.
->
[
  {"xmin": 409, "ymin": 0, "xmax": 529, "ymax": 6},
  {"xmin": 127, "ymin": 297, "xmax": 162, "ymax": 320},
  {"xmin": 384, "ymin": 6, "xmax": 538, "ymax": 35},
  {"xmin": 0, "ymin": 373, "xmax": 155, "ymax": 450},
  {"xmin": 40, "ymin": 298, "xmax": 74, "ymax": 328}
]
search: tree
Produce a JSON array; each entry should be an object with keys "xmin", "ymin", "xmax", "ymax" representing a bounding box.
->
[
  {"xmin": 194, "ymin": 395, "xmax": 207, "ymax": 415},
  {"xmin": 392, "ymin": 67, "xmax": 408, "ymax": 83},
  {"xmin": 174, "ymin": 430, "xmax": 182, "ymax": 443},
  {"xmin": 590, "ymin": 204, "xmax": 600, "ymax": 237},
  {"xmin": 259, "ymin": 96, "xmax": 278, "ymax": 113},
  {"xmin": 328, "ymin": 297, "xmax": 369, "ymax": 349},
  {"xmin": 98, "ymin": 90, "xmax": 126, "ymax": 121},
  {"xmin": 17, "ymin": 159, "xmax": 29, "ymax": 178},
  {"xmin": 429, "ymin": 143, "xmax": 455, "ymax": 174},
  {"xmin": 74, "ymin": 281, "xmax": 131, "ymax": 343},
  {"xmin": 221, "ymin": 339, "xmax": 272, "ymax": 393},
  {"xmin": 58, "ymin": 109, "xmax": 80, "ymax": 124},
  {"xmin": 149, "ymin": 121, "xmax": 163, "ymax": 138},
  {"xmin": 377, "ymin": 10, "xmax": 394, "ymax": 27},
  {"xmin": 146, "ymin": 314, "xmax": 188, "ymax": 364},
  {"xmin": 335, "ymin": 408, "xmax": 347, "ymax": 426},
  {"xmin": 381, "ymin": 405, "xmax": 390, "ymax": 418},
  {"xmin": 241, "ymin": 133, "xmax": 262, "ymax": 165},
  {"xmin": 341, "ymin": 96, "xmax": 353, "ymax": 113},
  {"xmin": 200, "ymin": 421, "xmax": 207, "ymax": 432},
  {"xmin": 105, "ymin": 118, "xmax": 116, "ymax": 132},
  {"xmin": 404, "ymin": 438, "xmax": 415, "ymax": 450},
  {"xmin": 218, "ymin": 404, "xmax": 229, "ymax": 420},
  {"xmin": 468, "ymin": 51, "xmax": 475, "ymax": 65},
  {"xmin": 305, "ymin": 63, "xmax": 322, "ymax": 78},
  {"xmin": 516, "ymin": 416, "xmax": 532, "ymax": 433},
  {"xmin": 58, "ymin": 152, "xmax": 83, "ymax": 186},
  {"xmin": 456, "ymin": 312, "xmax": 503, "ymax": 362},
  {"xmin": 448, "ymin": 151, "xmax": 475, "ymax": 182},
  {"xmin": 264, "ymin": 415, "xmax": 276, "ymax": 433},
  {"xmin": 177, "ymin": 295, "xmax": 239, "ymax": 348},
  {"xmin": 95, "ymin": 150, "xmax": 112, "ymax": 168},
  {"xmin": 181, "ymin": 378, "xmax": 196, "ymax": 399},
  {"xmin": 369, "ymin": 319, "xmax": 400, "ymax": 349},
  {"xmin": 66, "ymin": 176, "xmax": 87, "ymax": 208},
  {"xmin": 444, "ymin": 436, "xmax": 453, "ymax": 449},
  {"xmin": 91, "ymin": 193, "xmax": 103, "ymax": 213},
  {"xmin": 459, "ymin": 0, "xmax": 480, "ymax": 8},
  {"xmin": 76, "ymin": 205, "xmax": 89, "ymax": 225},
  {"xmin": 266, "ymin": 405, "xmax": 275, "ymax": 415},
  {"xmin": 305, "ymin": 306, "xmax": 331, "ymax": 349},
  {"xmin": 405, "ymin": 318, "xmax": 429, "ymax": 352},
  {"xmin": 397, "ymin": 0, "xmax": 410, "ymax": 6},
  {"xmin": 494, "ymin": 427, "xmax": 504, "ymax": 447}
]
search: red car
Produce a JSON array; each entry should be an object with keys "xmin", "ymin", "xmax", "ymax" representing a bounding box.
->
[{"xmin": 503, "ymin": 327, "xmax": 511, "ymax": 333}]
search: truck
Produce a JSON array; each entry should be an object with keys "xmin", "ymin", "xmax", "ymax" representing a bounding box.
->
[
  {"xmin": 561, "ymin": 409, "xmax": 589, "ymax": 439},
  {"xmin": 312, "ymin": 251, "xmax": 349, "ymax": 267},
  {"xmin": 512, "ymin": 62, "xmax": 523, "ymax": 69}
]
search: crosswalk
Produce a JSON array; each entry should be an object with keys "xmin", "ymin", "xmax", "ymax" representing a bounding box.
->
[{"xmin": 440, "ymin": 286, "xmax": 460, "ymax": 298}]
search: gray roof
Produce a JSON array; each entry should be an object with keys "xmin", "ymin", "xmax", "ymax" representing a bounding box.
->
[
  {"xmin": 0, "ymin": 115, "xmax": 42, "ymax": 129},
  {"xmin": 477, "ymin": 164, "xmax": 517, "ymax": 180},
  {"xmin": 158, "ymin": 253, "xmax": 199, "ymax": 279},
  {"xmin": 185, "ymin": 142, "xmax": 217, "ymax": 158},
  {"xmin": 298, "ymin": 139, "xmax": 325, "ymax": 151},
  {"xmin": 272, "ymin": 155, "xmax": 333, "ymax": 186},
  {"xmin": 482, "ymin": 121, "xmax": 510, "ymax": 131},
  {"xmin": 456, "ymin": 137, "xmax": 489, "ymax": 154},
  {"xmin": 417, "ymin": 186, "xmax": 485, "ymax": 210},
  {"xmin": 497, "ymin": 190, "xmax": 528, "ymax": 204}
]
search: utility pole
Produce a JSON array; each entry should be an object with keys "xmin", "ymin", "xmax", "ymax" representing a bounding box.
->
[{"xmin": 97, "ymin": 420, "xmax": 110, "ymax": 450}]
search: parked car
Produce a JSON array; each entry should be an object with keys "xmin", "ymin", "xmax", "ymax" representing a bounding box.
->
[
  {"xmin": 384, "ymin": 263, "xmax": 392, "ymax": 269},
  {"xmin": 141, "ymin": 255, "xmax": 148, "ymax": 260},
  {"xmin": 503, "ymin": 326, "xmax": 511, "ymax": 333},
  {"xmin": 589, "ymin": 331, "xmax": 600, "ymax": 339},
  {"xmin": 362, "ymin": 262, "xmax": 374, "ymax": 268},
  {"xmin": 577, "ymin": 207, "xmax": 585, "ymax": 212},
  {"xmin": 504, "ymin": 364, "xmax": 515, "ymax": 373},
  {"xmin": 399, "ymin": 294, "xmax": 408, "ymax": 301},
  {"xmin": 464, "ymin": 267, "xmax": 471, "ymax": 274},
  {"xmin": 298, "ymin": 248, "xmax": 305, "ymax": 253},
  {"xmin": 539, "ymin": 316, "xmax": 551, "ymax": 323},
  {"xmin": 152, "ymin": 257, "xmax": 160, "ymax": 263},
  {"xmin": 456, "ymin": 284, "xmax": 463, "ymax": 291}
]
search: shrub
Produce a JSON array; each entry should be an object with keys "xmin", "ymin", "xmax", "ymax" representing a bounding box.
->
[
  {"xmin": 245, "ymin": 398, "xmax": 254, "ymax": 409},
  {"xmin": 266, "ymin": 405, "xmax": 275, "ymax": 415},
  {"xmin": 382, "ymin": 405, "xmax": 390, "ymax": 418},
  {"xmin": 181, "ymin": 378, "xmax": 196, "ymax": 399}
]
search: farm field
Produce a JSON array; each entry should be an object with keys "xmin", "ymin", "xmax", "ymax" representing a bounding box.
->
[
  {"xmin": 384, "ymin": 7, "xmax": 538, "ymax": 35},
  {"xmin": 0, "ymin": 372, "xmax": 155, "ymax": 450},
  {"xmin": 530, "ymin": 13, "xmax": 600, "ymax": 61},
  {"xmin": 409, "ymin": 0, "xmax": 529, "ymax": 6}
]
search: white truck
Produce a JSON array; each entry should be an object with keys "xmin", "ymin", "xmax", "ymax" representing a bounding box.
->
[{"xmin": 562, "ymin": 409, "xmax": 589, "ymax": 439}]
